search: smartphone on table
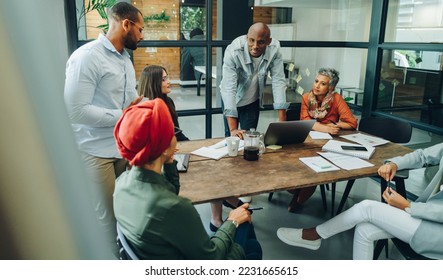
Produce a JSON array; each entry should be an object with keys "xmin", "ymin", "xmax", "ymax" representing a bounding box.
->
[{"xmin": 341, "ymin": 145, "xmax": 368, "ymax": 151}]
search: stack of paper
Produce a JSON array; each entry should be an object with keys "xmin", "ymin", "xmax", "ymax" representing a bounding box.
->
[
  {"xmin": 317, "ymin": 152, "xmax": 374, "ymax": 170},
  {"xmin": 191, "ymin": 139, "xmax": 244, "ymax": 160},
  {"xmin": 322, "ymin": 139, "xmax": 375, "ymax": 160}
]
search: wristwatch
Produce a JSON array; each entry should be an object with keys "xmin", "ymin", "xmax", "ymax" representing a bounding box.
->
[{"xmin": 231, "ymin": 220, "xmax": 239, "ymax": 228}]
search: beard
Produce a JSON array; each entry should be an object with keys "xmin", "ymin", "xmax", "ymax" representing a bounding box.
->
[{"xmin": 123, "ymin": 34, "xmax": 138, "ymax": 50}]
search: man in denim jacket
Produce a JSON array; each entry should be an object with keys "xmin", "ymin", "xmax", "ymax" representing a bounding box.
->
[{"xmin": 220, "ymin": 22, "xmax": 289, "ymax": 138}]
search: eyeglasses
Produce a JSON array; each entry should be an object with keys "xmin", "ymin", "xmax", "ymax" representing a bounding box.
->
[
  {"xmin": 128, "ymin": 19, "xmax": 144, "ymax": 33},
  {"xmin": 162, "ymin": 75, "xmax": 170, "ymax": 82}
]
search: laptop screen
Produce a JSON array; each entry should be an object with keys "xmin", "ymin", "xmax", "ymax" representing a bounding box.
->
[{"xmin": 264, "ymin": 120, "xmax": 315, "ymax": 146}]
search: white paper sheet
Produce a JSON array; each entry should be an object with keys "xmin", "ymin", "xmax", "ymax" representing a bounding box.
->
[
  {"xmin": 191, "ymin": 147, "xmax": 228, "ymax": 160},
  {"xmin": 340, "ymin": 133, "xmax": 389, "ymax": 147},
  {"xmin": 191, "ymin": 139, "xmax": 244, "ymax": 160},
  {"xmin": 322, "ymin": 139, "xmax": 375, "ymax": 159},
  {"xmin": 317, "ymin": 152, "xmax": 374, "ymax": 170},
  {"xmin": 299, "ymin": 156, "xmax": 340, "ymax": 173},
  {"xmin": 309, "ymin": 131, "xmax": 332, "ymax": 140}
]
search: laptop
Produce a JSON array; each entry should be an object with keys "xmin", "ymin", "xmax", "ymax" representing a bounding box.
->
[{"xmin": 264, "ymin": 120, "xmax": 315, "ymax": 146}]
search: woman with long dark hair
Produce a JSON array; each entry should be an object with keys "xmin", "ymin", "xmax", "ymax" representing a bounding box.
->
[{"xmin": 138, "ymin": 65, "xmax": 189, "ymax": 141}]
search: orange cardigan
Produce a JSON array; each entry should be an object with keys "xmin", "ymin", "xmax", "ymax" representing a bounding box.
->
[{"xmin": 300, "ymin": 93, "xmax": 358, "ymax": 129}]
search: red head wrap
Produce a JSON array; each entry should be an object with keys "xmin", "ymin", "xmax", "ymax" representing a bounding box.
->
[{"xmin": 114, "ymin": 98, "xmax": 174, "ymax": 166}]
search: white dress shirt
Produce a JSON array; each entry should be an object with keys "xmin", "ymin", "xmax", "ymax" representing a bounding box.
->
[{"xmin": 64, "ymin": 34, "xmax": 138, "ymax": 158}]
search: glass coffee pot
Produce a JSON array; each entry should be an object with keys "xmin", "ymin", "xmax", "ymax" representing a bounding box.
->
[{"xmin": 243, "ymin": 128, "xmax": 265, "ymax": 161}]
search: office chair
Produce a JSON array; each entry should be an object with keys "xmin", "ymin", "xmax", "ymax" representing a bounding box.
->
[
  {"xmin": 267, "ymin": 106, "xmax": 330, "ymax": 213},
  {"xmin": 373, "ymin": 237, "xmax": 433, "ymax": 260},
  {"xmin": 335, "ymin": 116, "xmax": 412, "ymax": 215},
  {"xmin": 116, "ymin": 222, "xmax": 139, "ymax": 260}
]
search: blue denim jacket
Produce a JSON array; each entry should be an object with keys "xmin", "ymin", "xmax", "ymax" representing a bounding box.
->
[{"xmin": 221, "ymin": 35, "xmax": 289, "ymax": 118}]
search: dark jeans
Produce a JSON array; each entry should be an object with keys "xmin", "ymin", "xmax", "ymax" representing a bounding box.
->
[
  {"xmin": 234, "ymin": 223, "xmax": 262, "ymax": 260},
  {"xmin": 222, "ymin": 99, "xmax": 260, "ymax": 137}
]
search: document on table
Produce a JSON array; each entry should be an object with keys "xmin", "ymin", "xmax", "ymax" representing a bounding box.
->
[
  {"xmin": 191, "ymin": 139, "xmax": 244, "ymax": 160},
  {"xmin": 309, "ymin": 131, "xmax": 332, "ymax": 140},
  {"xmin": 340, "ymin": 133, "xmax": 389, "ymax": 147},
  {"xmin": 322, "ymin": 139, "xmax": 375, "ymax": 159},
  {"xmin": 299, "ymin": 156, "xmax": 340, "ymax": 173},
  {"xmin": 317, "ymin": 152, "xmax": 374, "ymax": 170}
]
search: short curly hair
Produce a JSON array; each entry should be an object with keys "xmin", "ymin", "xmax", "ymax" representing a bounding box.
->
[{"xmin": 318, "ymin": 67, "xmax": 340, "ymax": 88}]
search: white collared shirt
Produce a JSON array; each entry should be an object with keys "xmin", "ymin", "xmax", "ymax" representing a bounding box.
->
[{"xmin": 64, "ymin": 34, "xmax": 138, "ymax": 158}]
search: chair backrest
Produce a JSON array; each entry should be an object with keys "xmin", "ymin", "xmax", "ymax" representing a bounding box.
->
[
  {"xmin": 286, "ymin": 105, "xmax": 301, "ymax": 121},
  {"xmin": 358, "ymin": 116, "xmax": 412, "ymax": 143},
  {"xmin": 116, "ymin": 223, "xmax": 139, "ymax": 260}
]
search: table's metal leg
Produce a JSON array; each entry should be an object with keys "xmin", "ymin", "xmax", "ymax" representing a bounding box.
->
[
  {"xmin": 197, "ymin": 72, "xmax": 203, "ymax": 96},
  {"xmin": 336, "ymin": 179, "xmax": 355, "ymax": 215},
  {"xmin": 331, "ymin": 182, "xmax": 336, "ymax": 217}
]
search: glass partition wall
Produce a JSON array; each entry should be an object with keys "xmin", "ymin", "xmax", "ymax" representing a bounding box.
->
[
  {"xmin": 69, "ymin": 0, "xmax": 443, "ymax": 138},
  {"xmin": 375, "ymin": 0, "xmax": 443, "ymax": 133}
]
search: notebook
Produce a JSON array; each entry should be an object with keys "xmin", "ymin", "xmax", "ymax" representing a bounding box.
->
[
  {"xmin": 321, "ymin": 139, "xmax": 375, "ymax": 160},
  {"xmin": 317, "ymin": 152, "xmax": 374, "ymax": 170},
  {"xmin": 264, "ymin": 120, "xmax": 315, "ymax": 146}
]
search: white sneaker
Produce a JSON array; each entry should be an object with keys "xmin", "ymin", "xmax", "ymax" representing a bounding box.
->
[
  {"xmin": 240, "ymin": 196, "xmax": 252, "ymax": 203},
  {"xmin": 277, "ymin": 228, "xmax": 321, "ymax": 250}
]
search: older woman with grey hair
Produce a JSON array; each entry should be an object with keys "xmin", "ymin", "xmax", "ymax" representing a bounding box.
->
[
  {"xmin": 300, "ymin": 67, "xmax": 357, "ymax": 134},
  {"xmin": 287, "ymin": 67, "xmax": 358, "ymax": 212}
]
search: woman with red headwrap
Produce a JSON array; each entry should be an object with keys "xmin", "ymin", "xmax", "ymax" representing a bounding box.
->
[{"xmin": 113, "ymin": 98, "xmax": 262, "ymax": 259}]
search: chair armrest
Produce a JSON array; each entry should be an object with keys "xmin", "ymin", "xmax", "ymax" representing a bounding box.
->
[{"xmin": 394, "ymin": 169, "xmax": 409, "ymax": 179}]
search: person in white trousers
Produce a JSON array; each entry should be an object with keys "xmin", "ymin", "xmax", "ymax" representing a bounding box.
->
[{"xmin": 277, "ymin": 143, "xmax": 443, "ymax": 260}]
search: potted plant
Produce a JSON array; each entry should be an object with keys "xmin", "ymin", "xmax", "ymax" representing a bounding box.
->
[{"xmin": 77, "ymin": 0, "xmax": 116, "ymax": 34}]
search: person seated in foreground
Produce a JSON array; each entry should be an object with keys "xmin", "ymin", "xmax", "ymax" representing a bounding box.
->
[
  {"xmin": 288, "ymin": 67, "xmax": 358, "ymax": 212},
  {"xmin": 113, "ymin": 98, "xmax": 262, "ymax": 259},
  {"xmin": 277, "ymin": 143, "xmax": 443, "ymax": 260}
]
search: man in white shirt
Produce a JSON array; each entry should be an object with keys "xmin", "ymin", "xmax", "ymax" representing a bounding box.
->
[{"xmin": 64, "ymin": 2, "xmax": 144, "ymax": 252}]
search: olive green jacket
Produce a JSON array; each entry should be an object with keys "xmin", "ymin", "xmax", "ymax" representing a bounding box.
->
[{"xmin": 114, "ymin": 162, "xmax": 245, "ymax": 260}]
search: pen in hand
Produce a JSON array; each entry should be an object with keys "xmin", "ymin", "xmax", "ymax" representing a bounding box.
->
[
  {"xmin": 387, "ymin": 183, "xmax": 392, "ymax": 195},
  {"xmin": 247, "ymin": 207, "xmax": 264, "ymax": 213}
]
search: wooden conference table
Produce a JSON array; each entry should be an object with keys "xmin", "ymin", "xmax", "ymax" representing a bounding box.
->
[{"xmin": 176, "ymin": 132, "xmax": 412, "ymax": 205}]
